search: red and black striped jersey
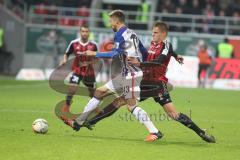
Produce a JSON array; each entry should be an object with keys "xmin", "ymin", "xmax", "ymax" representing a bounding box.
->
[
  {"xmin": 142, "ymin": 39, "xmax": 173, "ymax": 83},
  {"xmin": 66, "ymin": 38, "xmax": 98, "ymax": 77}
]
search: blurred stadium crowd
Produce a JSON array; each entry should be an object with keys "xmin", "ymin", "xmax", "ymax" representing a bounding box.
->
[
  {"xmin": 0, "ymin": 0, "xmax": 239, "ymax": 90},
  {"xmin": 4, "ymin": 0, "xmax": 240, "ymax": 16},
  {"xmin": 158, "ymin": 0, "xmax": 240, "ymax": 17},
  {"xmin": 1, "ymin": 0, "xmax": 239, "ymax": 35}
]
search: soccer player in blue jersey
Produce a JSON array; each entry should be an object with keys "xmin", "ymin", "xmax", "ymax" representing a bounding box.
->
[{"xmin": 63, "ymin": 10, "xmax": 162, "ymax": 142}]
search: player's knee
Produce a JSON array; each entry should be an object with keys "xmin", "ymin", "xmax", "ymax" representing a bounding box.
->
[
  {"xmin": 113, "ymin": 96, "xmax": 126, "ymax": 108},
  {"xmin": 68, "ymin": 86, "xmax": 78, "ymax": 96},
  {"xmin": 162, "ymin": 103, "xmax": 179, "ymax": 119},
  {"xmin": 126, "ymin": 98, "xmax": 137, "ymax": 106},
  {"xmin": 93, "ymin": 90, "xmax": 104, "ymax": 99},
  {"xmin": 127, "ymin": 105, "xmax": 135, "ymax": 112},
  {"xmin": 126, "ymin": 99, "xmax": 137, "ymax": 112},
  {"xmin": 94, "ymin": 87, "xmax": 109, "ymax": 99},
  {"xmin": 154, "ymin": 94, "xmax": 172, "ymax": 106},
  {"xmin": 68, "ymin": 91, "xmax": 76, "ymax": 96}
]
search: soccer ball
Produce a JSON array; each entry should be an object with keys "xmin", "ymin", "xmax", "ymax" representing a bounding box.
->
[{"xmin": 32, "ymin": 118, "xmax": 48, "ymax": 134}]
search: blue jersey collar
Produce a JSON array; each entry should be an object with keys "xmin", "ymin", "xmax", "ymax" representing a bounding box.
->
[{"xmin": 115, "ymin": 26, "xmax": 127, "ymax": 37}]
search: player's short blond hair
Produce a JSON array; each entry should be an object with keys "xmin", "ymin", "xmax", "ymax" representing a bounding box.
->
[
  {"xmin": 153, "ymin": 22, "xmax": 169, "ymax": 33},
  {"xmin": 109, "ymin": 10, "xmax": 125, "ymax": 23}
]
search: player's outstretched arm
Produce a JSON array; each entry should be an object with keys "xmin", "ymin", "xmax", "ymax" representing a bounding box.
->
[{"xmin": 86, "ymin": 49, "xmax": 120, "ymax": 58}]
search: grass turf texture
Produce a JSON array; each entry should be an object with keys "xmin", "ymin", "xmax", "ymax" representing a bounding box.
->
[{"xmin": 0, "ymin": 80, "xmax": 240, "ymax": 160}]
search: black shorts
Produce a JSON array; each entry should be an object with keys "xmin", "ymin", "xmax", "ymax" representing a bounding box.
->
[
  {"xmin": 140, "ymin": 81, "xmax": 172, "ymax": 106},
  {"xmin": 69, "ymin": 73, "xmax": 96, "ymax": 89},
  {"xmin": 199, "ymin": 64, "xmax": 210, "ymax": 70},
  {"xmin": 198, "ymin": 64, "xmax": 210, "ymax": 78}
]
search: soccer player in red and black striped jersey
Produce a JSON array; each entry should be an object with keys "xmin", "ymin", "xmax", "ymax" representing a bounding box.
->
[
  {"xmin": 84, "ymin": 22, "xmax": 216, "ymax": 143},
  {"xmin": 60, "ymin": 25, "xmax": 98, "ymax": 112}
]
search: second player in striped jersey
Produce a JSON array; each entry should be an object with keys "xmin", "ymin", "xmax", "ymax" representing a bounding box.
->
[{"xmin": 60, "ymin": 25, "xmax": 98, "ymax": 112}]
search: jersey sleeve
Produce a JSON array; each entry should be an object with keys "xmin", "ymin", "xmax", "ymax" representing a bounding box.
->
[
  {"xmin": 169, "ymin": 43, "xmax": 174, "ymax": 55},
  {"xmin": 96, "ymin": 49, "xmax": 119, "ymax": 58},
  {"xmin": 161, "ymin": 41, "xmax": 171, "ymax": 56},
  {"xmin": 139, "ymin": 40, "xmax": 148, "ymax": 61},
  {"xmin": 91, "ymin": 41, "xmax": 98, "ymax": 51},
  {"xmin": 141, "ymin": 41, "xmax": 173, "ymax": 66},
  {"xmin": 65, "ymin": 41, "xmax": 74, "ymax": 56}
]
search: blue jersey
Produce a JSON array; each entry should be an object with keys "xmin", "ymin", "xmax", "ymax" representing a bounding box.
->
[{"xmin": 96, "ymin": 26, "xmax": 148, "ymax": 75}]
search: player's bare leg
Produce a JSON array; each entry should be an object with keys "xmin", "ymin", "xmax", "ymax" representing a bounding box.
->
[{"xmin": 63, "ymin": 84, "xmax": 78, "ymax": 112}]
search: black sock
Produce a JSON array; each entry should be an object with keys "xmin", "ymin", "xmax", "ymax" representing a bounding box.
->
[
  {"xmin": 176, "ymin": 113, "xmax": 204, "ymax": 136},
  {"xmin": 66, "ymin": 95, "xmax": 73, "ymax": 105},
  {"xmin": 88, "ymin": 103, "xmax": 119, "ymax": 125}
]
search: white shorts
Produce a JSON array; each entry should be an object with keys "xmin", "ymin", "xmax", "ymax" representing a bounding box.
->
[{"xmin": 104, "ymin": 71, "xmax": 143, "ymax": 100}]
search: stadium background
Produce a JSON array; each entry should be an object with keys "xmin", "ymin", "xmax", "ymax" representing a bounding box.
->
[
  {"xmin": 0, "ymin": 1, "xmax": 240, "ymax": 160},
  {"xmin": 0, "ymin": 0, "xmax": 240, "ymax": 89}
]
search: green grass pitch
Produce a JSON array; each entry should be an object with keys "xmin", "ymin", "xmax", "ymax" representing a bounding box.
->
[{"xmin": 0, "ymin": 80, "xmax": 240, "ymax": 160}]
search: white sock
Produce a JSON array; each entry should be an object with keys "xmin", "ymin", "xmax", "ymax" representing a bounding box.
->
[
  {"xmin": 83, "ymin": 97, "xmax": 101, "ymax": 113},
  {"xmin": 75, "ymin": 97, "xmax": 101, "ymax": 125},
  {"xmin": 132, "ymin": 107, "xmax": 158, "ymax": 133}
]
